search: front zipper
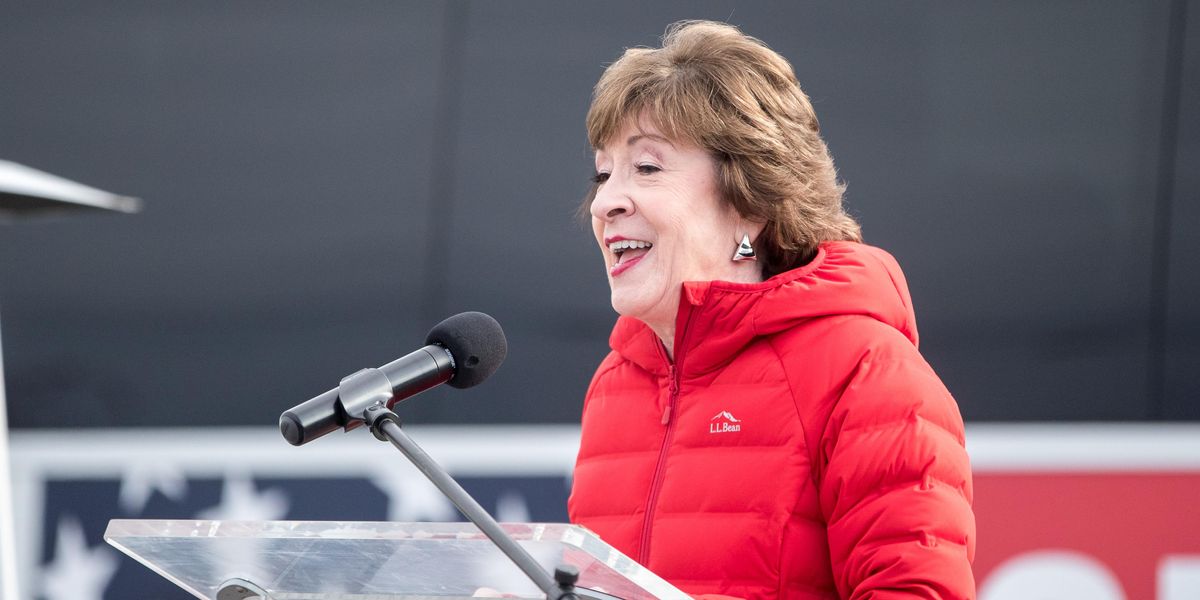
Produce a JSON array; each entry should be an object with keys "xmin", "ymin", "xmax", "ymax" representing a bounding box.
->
[{"xmin": 638, "ymin": 306, "xmax": 694, "ymax": 566}]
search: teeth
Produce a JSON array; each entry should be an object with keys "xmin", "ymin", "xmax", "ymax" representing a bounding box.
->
[{"xmin": 608, "ymin": 240, "xmax": 652, "ymax": 253}]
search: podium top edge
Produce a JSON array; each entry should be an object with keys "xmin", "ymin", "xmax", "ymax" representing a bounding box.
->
[{"xmin": 105, "ymin": 519, "xmax": 585, "ymax": 542}]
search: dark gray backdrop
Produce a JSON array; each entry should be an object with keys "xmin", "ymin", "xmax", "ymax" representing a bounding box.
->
[{"xmin": 1, "ymin": 1, "xmax": 1196, "ymax": 428}]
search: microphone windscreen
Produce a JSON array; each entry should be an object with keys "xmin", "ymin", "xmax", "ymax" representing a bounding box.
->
[{"xmin": 425, "ymin": 311, "xmax": 507, "ymax": 389}]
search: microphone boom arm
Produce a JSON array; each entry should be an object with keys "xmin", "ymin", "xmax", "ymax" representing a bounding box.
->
[{"xmin": 361, "ymin": 405, "xmax": 581, "ymax": 599}]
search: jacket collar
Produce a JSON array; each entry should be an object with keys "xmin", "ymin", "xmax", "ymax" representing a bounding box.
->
[{"xmin": 607, "ymin": 241, "xmax": 919, "ymax": 378}]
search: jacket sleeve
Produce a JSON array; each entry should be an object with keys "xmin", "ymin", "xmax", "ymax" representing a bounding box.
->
[{"xmin": 816, "ymin": 350, "xmax": 975, "ymax": 599}]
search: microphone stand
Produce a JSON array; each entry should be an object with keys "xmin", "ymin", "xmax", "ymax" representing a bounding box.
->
[
  {"xmin": 357, "ymin": 400, "xmax": 581, "ymax": 600},
  {"xmin": 362, "ymin": 405, "xmax": 579, "ymax": 598}
]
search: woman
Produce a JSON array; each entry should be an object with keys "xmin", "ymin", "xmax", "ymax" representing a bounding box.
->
[{"xmin": 568, "ymin": 21, "xmax": 975, "ymax": 600}]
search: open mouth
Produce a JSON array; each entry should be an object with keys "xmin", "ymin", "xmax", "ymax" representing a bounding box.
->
[
  {"xmin": 610, "ymin": 239, "xmax": 653, "ymax": 262},
  {"xmin": 608, "ymin": 239, "xmax": 653, "ymax": 276}
]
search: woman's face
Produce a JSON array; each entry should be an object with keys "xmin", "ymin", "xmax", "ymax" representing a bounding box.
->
[{"xmin": 591, "ymin": 120, "xmax": 752, "ymax": 330}]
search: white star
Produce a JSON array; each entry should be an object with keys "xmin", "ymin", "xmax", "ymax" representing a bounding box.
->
[
  {"xmin": 196, "ymin": 472, "xmax": 288, "ymax": 522},
  {"xmin": 372, "ymin": 470, "xmax": 456, "ymax": 522},
  {"xmin": 118, "ymin": 461, "xmax": 186, "ymax": 514},
  {"xmin": 41, "ymin": 516, "xmax": 118, "ymax": 600},
  {"xmin": 191, "ymin": 473, "xmax": 289, "ymax": 585},
  {"xmin": 494, "ymin": 491, "xmax": 530, "ymax": 523}
]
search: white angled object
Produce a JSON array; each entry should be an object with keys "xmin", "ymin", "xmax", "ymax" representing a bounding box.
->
[{"xmin": 0, "ymin": 159, "xmax": 141, "ymax": 219}]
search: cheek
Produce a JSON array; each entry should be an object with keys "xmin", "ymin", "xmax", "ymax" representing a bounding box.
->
[{"xmin": 677, "ymin": 208, "xmax": 737, "ymax": 269}]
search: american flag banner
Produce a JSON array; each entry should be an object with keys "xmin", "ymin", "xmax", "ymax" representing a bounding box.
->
[
  {"xmin": 8, "ymin": 424, "xmax": 1200, "ymax": 600},
  {"xmin": 10, "ymin": 425, "xmax": 579, "ymax": 600}
]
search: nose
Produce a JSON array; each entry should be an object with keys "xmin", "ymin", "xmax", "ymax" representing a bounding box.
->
[{"xmin": 590, "ymin": 176, "xmax": 634, "ymax": 222}]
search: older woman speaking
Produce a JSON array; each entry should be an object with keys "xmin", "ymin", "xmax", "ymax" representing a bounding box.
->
[{"xmin": 568, "ymin": 21, "xmax": 975, "ymax": 600}]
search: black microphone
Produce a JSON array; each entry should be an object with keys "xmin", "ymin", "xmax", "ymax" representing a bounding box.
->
[{"xmin": 279, "ymin": 311, "xmax": 507, "ymax": 446}]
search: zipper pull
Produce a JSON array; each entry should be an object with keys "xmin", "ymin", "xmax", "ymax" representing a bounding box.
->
[{"xmin": 661, "ymin": 403, "xmax": 672, "ymax": 425}]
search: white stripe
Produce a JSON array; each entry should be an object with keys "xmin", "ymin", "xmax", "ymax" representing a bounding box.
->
[
  {"xmin": 12, "ymin": 422, "xmax": 1200, "ymax": 476},
  {"xmin": 9, "ymin": 425, "xmax": 581, "ymax": 477},
  {"xmin": 966, "ymin": 423, "xmax": 1200, "ymax": 471}
]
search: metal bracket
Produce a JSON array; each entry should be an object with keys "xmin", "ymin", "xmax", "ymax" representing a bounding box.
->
[
  {"xmin": 216, "ymin": 577, "xmax": 271, "ymax": 600},
  {"xmin": 363, "ymin": 403, "xmax": 404, "ymax": 442},
  {"xmin": 337, "ymin": 367, "xmax": 394, "ymax": 426}
]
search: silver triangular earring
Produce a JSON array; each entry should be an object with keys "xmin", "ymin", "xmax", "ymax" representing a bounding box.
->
[{"xmin": 732, "ymin": 233, "xmax": 757, "ymax": 262}]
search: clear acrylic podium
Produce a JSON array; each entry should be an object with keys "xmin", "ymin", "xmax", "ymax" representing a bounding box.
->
[{"xmin": 105, "ymin": 520, "xmax": 690, "ymax": 600}]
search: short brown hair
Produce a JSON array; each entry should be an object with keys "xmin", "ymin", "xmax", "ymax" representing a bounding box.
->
[{"xmin": 585, "ymin": 20, "xmax": 861, "ymax": 277}]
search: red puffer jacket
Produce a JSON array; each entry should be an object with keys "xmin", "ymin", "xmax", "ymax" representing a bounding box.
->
[{"xmin": 569, "ymin": 241, "xmax": 975, "ymax": 599}]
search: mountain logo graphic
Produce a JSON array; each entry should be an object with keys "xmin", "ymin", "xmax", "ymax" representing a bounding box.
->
[{"xmin": 709, "ymin": 411, "xmax": 742, "ymax": 434}]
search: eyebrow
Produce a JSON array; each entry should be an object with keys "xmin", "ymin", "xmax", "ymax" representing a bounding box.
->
[
  {"xmin": 593, "ymin": 133, "xmax": 677, "ymax": 156},
  {"xmin": 627, "ymin": 134, "xmax": 676, "ymax": 148}
]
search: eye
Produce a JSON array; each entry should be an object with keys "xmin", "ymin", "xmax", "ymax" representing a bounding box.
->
[
  {"xmin": 636, "ymin": 164, "xmax": 662, "ymax": 175},
  {"xmin": 591, "ymin": 171, "xmax": 610, "ymax": 184}
]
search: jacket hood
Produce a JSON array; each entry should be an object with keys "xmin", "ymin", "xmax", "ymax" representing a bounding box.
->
[{"xmin": 608, "ymin": 241, "xmax": 919, "ymax": 376}]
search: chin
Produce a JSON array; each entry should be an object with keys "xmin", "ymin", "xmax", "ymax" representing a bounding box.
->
[
  {"xmin": 609, "ymin": 294, "xmax": 643, "ymax": 319},
  {"xmin": 609, "ymin": 286, "xmax": 664, "ymax": 324}
]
